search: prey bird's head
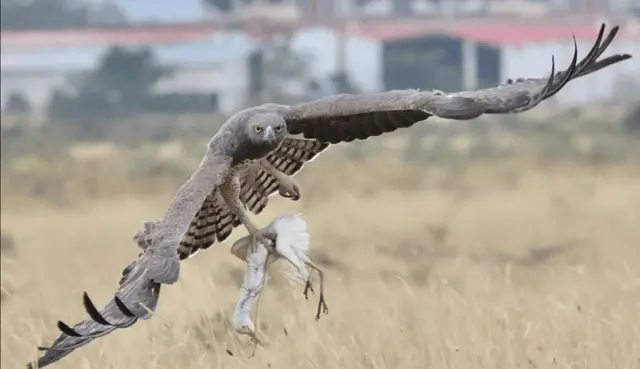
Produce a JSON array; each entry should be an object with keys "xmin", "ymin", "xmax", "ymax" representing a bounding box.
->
[{"xmin": 246, "ymin": 113, "xmax": 288, "ymax": 145}]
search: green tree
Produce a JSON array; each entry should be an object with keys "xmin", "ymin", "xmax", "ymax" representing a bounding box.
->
[
  {"xmin": 48, "ymin": 46, "xmax": 172, "ymax": 138},
  {"xmin": 1, "ymin": 0, "xmax": 127, "ymax": 30},
  {"xmin": 246, "ymin": 36, "xmax": 312, "ymax": 106}
]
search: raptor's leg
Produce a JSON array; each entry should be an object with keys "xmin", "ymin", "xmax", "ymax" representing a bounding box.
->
[
  {"xmin": 259, "ymin": 159, "xmax": 301, "ymax": 200},
  {"xmin": 305, "ymin": 261, "xmax": 328, "ymax": 321},
  {"xmin": 219, "ymin": 178, "xmax": 275, "ymax": 251}
]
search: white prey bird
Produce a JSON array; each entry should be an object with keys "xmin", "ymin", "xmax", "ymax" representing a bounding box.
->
[{"xmin": 230, "ymin": 214, "xmax": 328, "ymax": 345}]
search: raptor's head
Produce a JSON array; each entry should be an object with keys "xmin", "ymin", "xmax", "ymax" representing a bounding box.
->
[{"xmin": 246, "ymin": 113, "xmax": 288, "ymax": 145}]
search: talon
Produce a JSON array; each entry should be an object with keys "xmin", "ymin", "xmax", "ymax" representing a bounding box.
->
[
  {"xmin": 278, "ymin": 182, "xmax": 301, "ymax": 201},
  {"xmin": 292, "ymin": 184, "xmax": 301, "ymax": 201}
]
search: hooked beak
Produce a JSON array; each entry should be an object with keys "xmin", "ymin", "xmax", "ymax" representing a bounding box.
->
[{"xmin": 263, "ymin": 126, "xmax": 277, "ymax": 142}]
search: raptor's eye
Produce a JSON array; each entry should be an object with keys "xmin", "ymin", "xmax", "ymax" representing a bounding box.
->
[
  {"xmin": 254, "ymin": 126, "xmax": 263, "ymax": 133},
  {"xmin": 275, "ymin": 125, "xmax": 283, "ymax": 132}
]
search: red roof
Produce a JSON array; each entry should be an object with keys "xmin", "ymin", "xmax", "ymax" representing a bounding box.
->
[
  {"xmin": 345, "ymin": 22, "xmax": 640, "ymax": 46},
  {"xmin": 0, "ymin": 24, "xmax": 222, "ymax": 49},
  {"xmin": 2, "ymin": 21, "xmax": 638, "ymax": 50}
]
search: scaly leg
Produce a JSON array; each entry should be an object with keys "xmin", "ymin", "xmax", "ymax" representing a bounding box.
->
[
  {"xmin": 303, "ymin": 278, "xmax": 314, "ymax": 300},
  {"xmin": 305, "ymin": 261, "xmax": 328, "ymax": 321},
  {"xmin": 219, "ymin": 177, "xmax": 275, "ymax": 251},
  {"xmin": 259, "ymin": 159, "xmax": 301, "ymax": 200},
  {"xmin": 279, "ymin": 253, "xmax": 328, "ymax": 321}
]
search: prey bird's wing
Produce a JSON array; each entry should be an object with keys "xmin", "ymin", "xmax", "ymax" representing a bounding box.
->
[{"xmin": 278, "ymin": 24, "xmax": 631, "ymax": 144}]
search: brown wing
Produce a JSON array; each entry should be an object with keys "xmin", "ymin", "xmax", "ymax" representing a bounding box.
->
[
  {"xmin": 265, "ymin": 137, "xmax": 330, "ymax": 175},
  {"xmin": 176, "ymin": 138, "xmax": 328, "ymax": 260},
  {"xmin": 176, "ymin": 190, "xmax": 241, "ymax": 259},
  {"xmin": 239, "ymin": 138, "xmax": 329, "ymax": 212},
  {"xmin": 137, "ymin": 137, "xmax": 234, "ymax": 260},
  {"xmin": 282, "ymin": 24, "xmax": 632, "ymax": 144}
]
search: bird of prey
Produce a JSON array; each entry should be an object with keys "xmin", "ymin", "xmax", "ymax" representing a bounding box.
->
[
  {"xmin": 28, "ymin": 23, "xmax": 631, "ymax": 367},
  {"xmin": 133, "ymin": 23, "xmax": 631, "ymax": 264}
]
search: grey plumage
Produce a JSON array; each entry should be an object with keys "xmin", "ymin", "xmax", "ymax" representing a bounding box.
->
[
  {"xmin": 29, "ymin": 23, "xmax": 631, "ymax": 367},
  {"xmin": 27, "ymin": 246, "xmax": 174, "ymax": 368}
]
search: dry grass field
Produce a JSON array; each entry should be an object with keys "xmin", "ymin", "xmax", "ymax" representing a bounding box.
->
[{"xmin": 1, "ymin": 138, "xmax": 640, "ymax": 368}]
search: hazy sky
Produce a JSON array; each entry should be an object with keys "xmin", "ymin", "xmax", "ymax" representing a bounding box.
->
[{"xmin": 97, "ymin": 0, "xmax": 204, "ymax": 22}]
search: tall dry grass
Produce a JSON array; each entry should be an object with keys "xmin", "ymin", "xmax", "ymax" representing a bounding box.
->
[{"xmin": 1, "ymin": 138, "xmax": 640, "ymax": 368}]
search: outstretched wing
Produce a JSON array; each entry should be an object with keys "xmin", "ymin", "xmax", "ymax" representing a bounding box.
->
[
  {"xmin": 27, "ymin": 250, "xmax": 165, "ymax": 368},
  {"xmin": 29, "ymin": 135, "xmax": 235, "ymax": 367},
  {"xmin": 176, "ymin": 137, "xmax": 328, "ymax": 260},
  {"xmin": 280, "ymin": 24, "xmax": 632, "ymax": 144}
]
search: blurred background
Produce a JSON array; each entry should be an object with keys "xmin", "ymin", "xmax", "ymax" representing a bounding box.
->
[{"xmin": 1, "ymin": 1, "xmax": 639, "ymax": 369}]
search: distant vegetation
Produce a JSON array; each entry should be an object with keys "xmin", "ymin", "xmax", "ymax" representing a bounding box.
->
[
  {"xmin": 623, "ymin": 103, "xmax": 640, "ymax": 135},
  {"xmin": 46, "ymin": 46, "xmax": 185, "ymax": 139},
  {"xmin": 1, "ymin": 0, "xmax": 127, "ymax": 30},
  {"xmin": 1, "ymin": 104, "xmax": 639, "ymax": 209}
]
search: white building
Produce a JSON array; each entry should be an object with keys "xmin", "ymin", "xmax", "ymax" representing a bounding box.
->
[
  {"xmin": 2, "ymin": 19, "xmax": 637, "ymax": 117},
  {"xmin": 289, "ymin": 20, "xmax": 640, "ymax": 106},
  {"xmin": 0, "ymin": 24, "xmax": 258, "ymax": 115}
]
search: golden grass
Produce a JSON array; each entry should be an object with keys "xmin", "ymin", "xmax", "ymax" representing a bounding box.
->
[{"xmin": 1, "ymin": 158, "xmax": 640, "ymax": 369}]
